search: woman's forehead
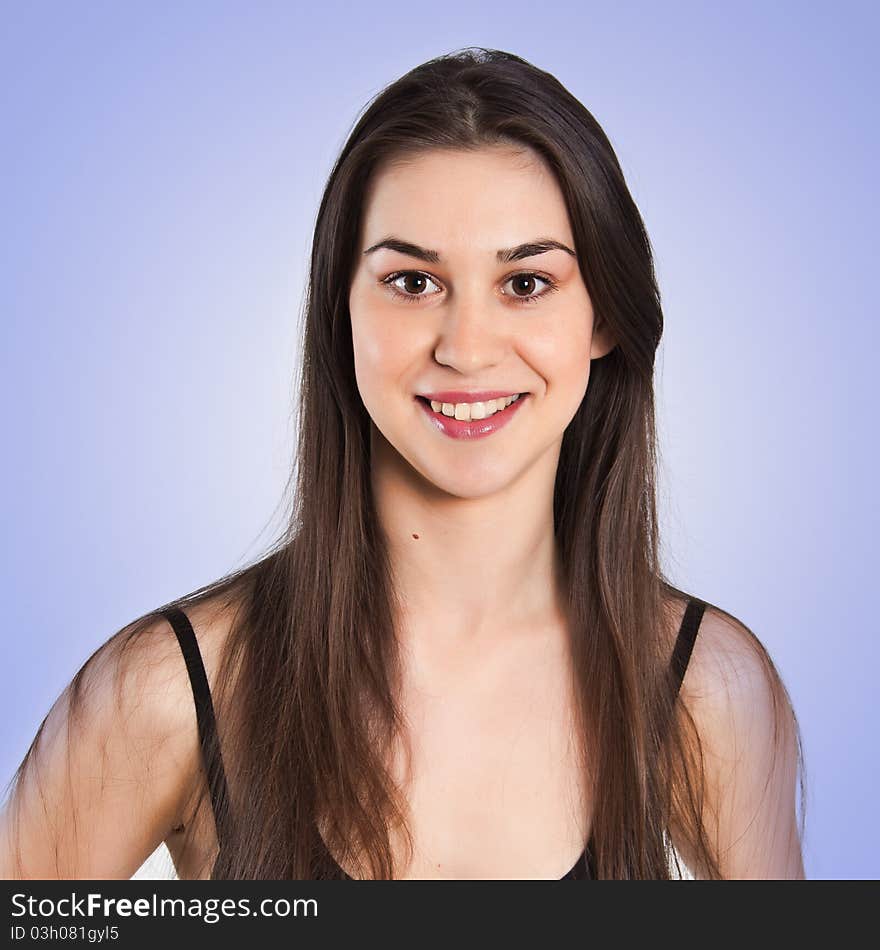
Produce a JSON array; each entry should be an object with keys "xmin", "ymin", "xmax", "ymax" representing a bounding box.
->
[
  {"xmin": 361, "ymin": 148, "xmax": 573, "ymax": 256},
  {"xmin": 369, "ymin": 145, "xmax": 556, "ymax": 197}
]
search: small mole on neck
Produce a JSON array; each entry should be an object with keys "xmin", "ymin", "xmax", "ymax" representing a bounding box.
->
[{"xmin": 411, "ymin": 533, "xmax": 419, "ymax": 539}]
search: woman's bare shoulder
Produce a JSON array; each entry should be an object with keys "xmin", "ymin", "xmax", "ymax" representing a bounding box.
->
[
  {"xmin": 676, "ymin": 599, "xmax": 779, "ymax": 705},
  {"xmin": 657, "ymin": 591, "xmax": 771, "ymax": 695},
  {"xmin": 670, "ymin": 598, "xmax": 805, "ymax": 878},
  {"xmin": 0, "ymin": 593, "xmax": 241, "ymax": 879}
]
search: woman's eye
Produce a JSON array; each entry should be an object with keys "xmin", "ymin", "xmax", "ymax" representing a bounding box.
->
[
  {"xmin": 381, "ymin": 270, "xmax": 559, "ymax": 306},
  {"xmin": 501, "ymin": 273, "xmax": 558, "ymax": 303},
  {"xmin": 383, "ymin": 271, "xmax": 443, "ymax": 302}
]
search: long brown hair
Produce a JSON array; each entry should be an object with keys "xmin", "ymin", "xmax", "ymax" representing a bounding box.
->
[{"xmin": 4, "ymin": 47, "xmax": 806, "ymax": 879}]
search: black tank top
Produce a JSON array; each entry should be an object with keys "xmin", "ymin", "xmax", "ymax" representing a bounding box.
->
[{"xmin": 162, "ymin": 596, "xmax": 706, "ymax": 880}]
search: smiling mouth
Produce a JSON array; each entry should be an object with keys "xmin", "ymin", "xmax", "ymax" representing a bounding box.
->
[{"xmin": 416, "ymin": 393, "xmax": 529, "ymax": 422}]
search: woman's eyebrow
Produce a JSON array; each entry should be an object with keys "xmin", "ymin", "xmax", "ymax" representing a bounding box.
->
[{"xmin": 362, "ymin": 236, "xmax": 576, "ymax": 264}]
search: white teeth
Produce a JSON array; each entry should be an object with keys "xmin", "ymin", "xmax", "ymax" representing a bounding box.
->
[{"xmin": 427, "ymin": 393, "xmax": 521, "ymax": 421}]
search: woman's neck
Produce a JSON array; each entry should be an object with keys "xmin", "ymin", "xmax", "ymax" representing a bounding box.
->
[{"xmin": 370, "ymin": 426, "xmax": 567, "ymax": 655}]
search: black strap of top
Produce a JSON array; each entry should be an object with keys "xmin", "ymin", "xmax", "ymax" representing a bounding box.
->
[
  {"xmin": 162, "ymin": 606, "xmax": 232, "ymax": 852},
  {"xmin": 669, "ymin": 597, "xmax": 706, "ymax": 697}
]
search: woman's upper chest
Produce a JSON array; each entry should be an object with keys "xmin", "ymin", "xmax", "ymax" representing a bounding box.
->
[
  {"xmin": 170, "ymin": 617, "xmax": 594, "ymax": 880},
  {"xmin": 383, "ymin": 627, "xmax": 592, "ymax": 879}
]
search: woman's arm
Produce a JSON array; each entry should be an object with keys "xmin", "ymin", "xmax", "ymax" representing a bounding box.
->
[
  {"xmin": 683, "ymin": 607, "xmax": 806, "ymax": 879},
  {"xmin": 0, "ymin": 617, "xmax": 201, "ymax": 879}
]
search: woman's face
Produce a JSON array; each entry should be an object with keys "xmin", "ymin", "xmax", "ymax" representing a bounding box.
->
[{"xmin": 348, "ymin": 145, "xmax": 614, "ymax": 499}]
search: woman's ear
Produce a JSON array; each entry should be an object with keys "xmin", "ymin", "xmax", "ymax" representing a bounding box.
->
[{"xmin": 590, "ymin": 314, "xmax": 617, "ymax": 360}]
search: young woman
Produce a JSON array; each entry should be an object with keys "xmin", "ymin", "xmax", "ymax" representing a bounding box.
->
[{"xmin": 0, "ymin": 47, "xmax": 806, "ymax": 880}]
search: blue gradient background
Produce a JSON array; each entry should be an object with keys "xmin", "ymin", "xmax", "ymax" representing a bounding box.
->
[{"xmin": 1, "ymin": 2, "xmax": 876, "ymax": 879}]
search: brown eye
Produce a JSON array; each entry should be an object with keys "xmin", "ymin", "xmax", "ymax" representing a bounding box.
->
[
  {"xmin": 401, "ymin": 274, "xmax": 429, "ymax": 294},
  {"xmin": 381, "ymin": 271, "xmax": 443, "ymax": 304},
  {"xmin": 501, "ymin": 272, "xmax": 559, "ymax": 305},
  {"xmin": 510, "ymin": 275, "xmax": 538, "ymax": 296}
]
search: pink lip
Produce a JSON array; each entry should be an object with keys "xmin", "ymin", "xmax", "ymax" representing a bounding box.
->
[
  {"xmin": 415, "ymin": 393, "xmax": 528, "ymax": 440},
  {"xmin": 419, "ymin": 390, "xmax": 524, "ymax": 403}
]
